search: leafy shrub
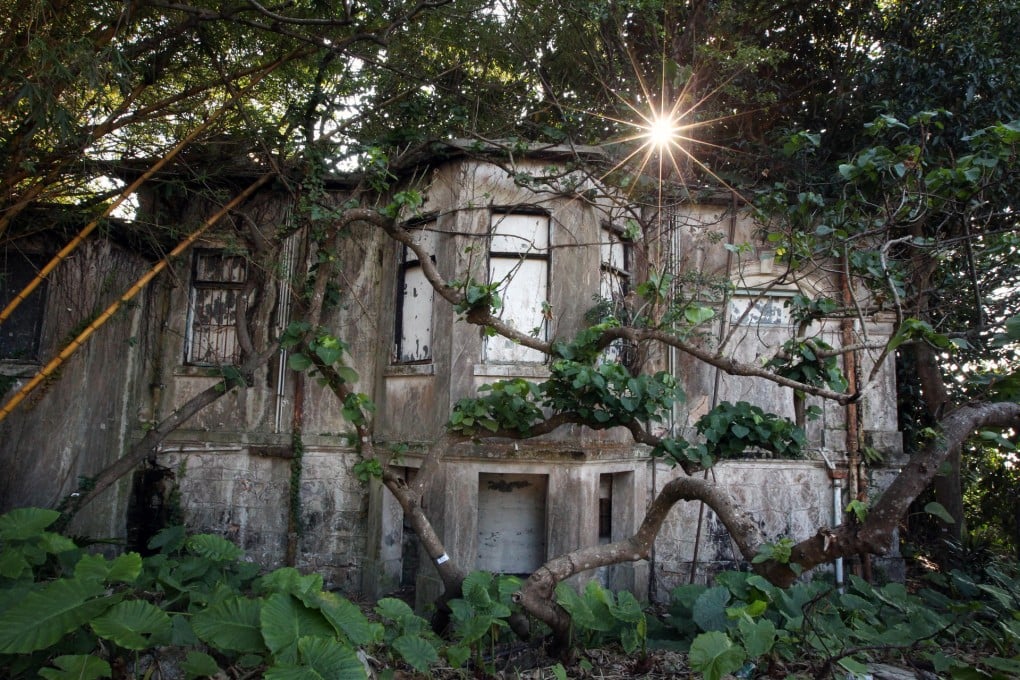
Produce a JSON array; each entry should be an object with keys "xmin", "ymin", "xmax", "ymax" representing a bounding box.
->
[
  {"xmin": 650, "ymin": 567, "xmax": 1020, "ymax": 679},
  {"xmin": 0, "ymin": 508, "xmax": 538, "ymax": 679},
  {"xmin": 555, "ymin": 579, "xmax": 647, "ymax": 657},
  {"xmin": 0, "ymin": 508, "xmax": 384, "ymax": 679}
]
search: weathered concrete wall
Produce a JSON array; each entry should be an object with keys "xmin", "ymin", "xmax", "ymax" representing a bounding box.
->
[
  {"xmin": 651, "ymin": 459, "xmax": 840, "ymax": 599},
  {"xmin": 0, "ymin": 237, "xmax": 150, "ymax": 540},
  {"xmin": 403, "ymin": 440, "xmax": 651, "ymax": 608},
  {"xmin": 161, "ymin": 443, "xmax": 369, "ymax": 590}
]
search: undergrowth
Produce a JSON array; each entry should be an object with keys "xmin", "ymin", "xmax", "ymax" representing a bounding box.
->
[{"xmin": 2, "ymin": 506, "xmax": 1019, "ymax": 679}]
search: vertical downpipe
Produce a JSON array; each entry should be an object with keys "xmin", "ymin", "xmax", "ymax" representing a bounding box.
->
[
  {"xmin": 274, "ymin": 230, "xmax": 297, "ymax": 433},
  {"xmin": 841, "ymin": 262, "xmax": 870, "ymax": 579}
]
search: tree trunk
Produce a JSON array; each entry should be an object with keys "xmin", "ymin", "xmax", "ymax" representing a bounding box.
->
[{"xmin": 914, "ymin": 342, "xmax": 964, "ymax": 538}]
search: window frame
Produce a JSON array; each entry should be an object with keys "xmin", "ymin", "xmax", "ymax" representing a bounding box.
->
[
  {"xmin": 0, "ymin": 252, "xmax": 48, "ymax": 363},
  {"xmin": 393, "ymin": 216, "xmax": 437, "ymax": 364},
  {"xmin": 485, "ymin": 207, "xmax": 551, "ymax": 364},
  {"xmin": 184, "ymin": 249, "xmax": 248, "ymax": 367},
  {"xmin": 599, "ymin": 222, "xmax": 632, "ymax": 305}
]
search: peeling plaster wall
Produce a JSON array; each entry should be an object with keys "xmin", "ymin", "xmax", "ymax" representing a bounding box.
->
[
  {"xmin": 161, "ymin": 444, "xmax": 369, "ymax": 590},
  {"xmin": 651, "ymin": 460, "xmax": 839, "ymax": 598},
  {"xmin": 0, "ymin": 238, "xmax": 150, "ymax": 540}
]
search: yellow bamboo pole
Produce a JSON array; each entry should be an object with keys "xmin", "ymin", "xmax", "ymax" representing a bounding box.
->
[
  {"xmin": 0, "ymin": 172, "xmax": 275, "ymax": 425},
  {"xmin": 0, "ymin": 54, "xmax": 291, "ymax": 326}
]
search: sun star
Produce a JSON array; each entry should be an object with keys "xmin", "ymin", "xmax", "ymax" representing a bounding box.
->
[{"xmin": 645, "ymin": 113, "xmax": 680, "ymax": 149}]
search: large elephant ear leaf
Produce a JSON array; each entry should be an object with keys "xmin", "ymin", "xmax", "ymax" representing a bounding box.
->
[
  {"xmin": 0, "ymin": 507, "xmax": 61, "ymax": 539},
  {"xmin": 191, "ymin": 596, "xmax": 265, "ymax": 653},
  {"xmin": 263, "ymin": 636, "xmax": 366, "ymax": 680},
  {"xmin": 91, "ymin": 600, "xmax": 172, "ymax": 650},
  {"xmin": 37, "ymin": 654, "xmax": 112, "ymax": 680},
  {"xmin": 259, "ymin": 593, "xmax": 335, "ymax": 664},
  {"xmin": 0, "ymin": 577, "xmax": 114, "ymax": 653}
]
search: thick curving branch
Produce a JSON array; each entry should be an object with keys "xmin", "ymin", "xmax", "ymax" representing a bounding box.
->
[
  {"xmin": 513, "ymin": 475, "xmax": 764, "ymax": 647},
  {"xmin": 756, "ymin": 401, "xmax": 1020, "ymax": 586}
]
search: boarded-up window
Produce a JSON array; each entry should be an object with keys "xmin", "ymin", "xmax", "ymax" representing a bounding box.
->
[
  {"xmin": 395, "ymin": 226, "xmax": 436, "ymax": 363},
  {"xmin": 185, "ymin": 250, "xmax": 247, "ymax": 365},
  {"xmin": 477, "ymin": 473, "xmax": 547, "ymax": 575},
  {"xmin": 0, "ymin": 253, "xmax": 46, "ymax": 361},
  {"xmin": 485, "ymin": 212, "xmax": 549, "ymax": 363}
]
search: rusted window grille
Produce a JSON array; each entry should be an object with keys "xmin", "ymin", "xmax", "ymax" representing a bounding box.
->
[{"xmin": 185, "ymin": 250, "xmax": 247, "ymax": 365}]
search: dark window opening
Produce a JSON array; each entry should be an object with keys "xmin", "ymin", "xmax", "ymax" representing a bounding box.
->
[
  {"xmin": 0, "ymin": 253, "xmax": 47, "ymax": 361},
  {"xmin": 598, "ymin": 473, "xmax": 613, "ymax": 543}
]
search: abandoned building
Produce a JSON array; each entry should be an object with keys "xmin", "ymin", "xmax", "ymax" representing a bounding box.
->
[{"xmin": 0, "ymin": 143, "xmax": 903, "ymax": 604}]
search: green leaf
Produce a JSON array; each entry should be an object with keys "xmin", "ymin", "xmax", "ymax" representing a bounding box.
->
[
  {"xmin": 191, "ymin": 596, "xmax": 265, "ymax": 653},
  {"xmin": 924, "ymin": 501, "xmax": 956, "ymax": 524},
  {"xmin": 181, "ymin": 651, "xmax": 220, "ymax": 679},
  {"xmin": 38, "ymin": 654, "xmax": 112, "ymax": 680},
  {"xmin": 302, "ymin": 590, "xmax": 381, "ymax": 646},
  {"xmin": 107, "ymin": 552, "xmax": 143, "ymax": 583},
  {"xmin": 981, "ymin": 656, "xmax": 1020, "ymax": 674},
  {"xmin": 259, "ymin": 567, "xmax": 324, "ymax": 596},
  {"xmin": 608, "ymin": 590, "xmax": 645, "ymax": 624},
  {"xmin": 689, "ymin": 631, "xmax": 746, "ymax": 680},
  {"xmin": 260, "ymin": 593, "xmax": 336, "ymax": 665},
  {"xmin": 838, "ymin": 657, "xmax": 870, "ymax": 676},
  {"xmin": 0, "ymin": 507, "xmax": 61, "ymax": 539},
  {"xmin": 91, "ymin": 600, "xmax": 172, "ymax": 650},
  {"xmin": 375, "ymin": 597, "xmax": 415, "ymax": 622},
  {"xmin": 393, "ymin": 634, "xmax": 440, "ymax": 673},
  {"xmin": 315, "ymin": 344, "xmax": 342, "ymax": 366},
  {"xmin": 736, "ymin": 617, "xmax": 776, "ymax": 658},
  {"xmin": 264, "ymin": 636, "xmax": 366, "ymax": 680},
  {"xmin": 336, "ymin": 366, "xmax": 359, "ymax": 384},
  {"xmin": 445, "ymin": 644, "xmax": 471, "ymax": 669},
  {"xmin": 693, "ymin": 586, "xmax": 731, "ymax": 632},
  {"xmin": 287, "ymin": 352, "xmax": 313, "ymax": 372},
  {"xmin": 684, "ymin": 305, "xmax": 715, "ymax": 325},
  {"xmin": 0, "ymin": 577, "xmax": 113, "ymax": 653},
  {"xmin": 186, "ymin": 534, "xmax": 245, "ymax": 562}
]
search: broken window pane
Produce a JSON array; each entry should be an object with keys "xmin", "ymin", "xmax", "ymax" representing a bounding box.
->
[{"xmin": 186, "ymin": 250, "xmax": 247, "ymax": 365}]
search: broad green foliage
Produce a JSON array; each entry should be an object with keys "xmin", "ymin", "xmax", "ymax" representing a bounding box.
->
[
  {"xmin": 555, "ymin": 580, "xmax": 648, "ymax": 656},
  {"xmin": 0, "ymin": 508, "xmax": 380, "ymax": 679},
  {"xmin": 650, "ymin": 564, "xmax": 1020, "ymax": 679},
  {"xmin": 0, "ymin": 508, "xmax": 551, "ymax": 679},
  {"xmin": 765, "ymin": 339, "xmax": 847, "ymax": 394},
  {"xmin": 449, "ymin": 322, "xmax": 684, "ymax": 435}
]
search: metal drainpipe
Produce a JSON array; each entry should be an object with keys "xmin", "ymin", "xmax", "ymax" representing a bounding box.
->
[
  {"xmin": 818, "ymin": 448, "xmax": 847, "ymax": 593},
  {"xmin": 840, "ymin": 259, "xmax": 869, "ymax": 579},
  {"xmin": 274, "ymin": 231, "xmax": 297, "ymax": 433}
]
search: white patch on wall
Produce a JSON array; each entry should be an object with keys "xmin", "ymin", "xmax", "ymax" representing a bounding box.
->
[
  {"xmin": 729, "ymin": 292, "xmax": 793, "ymax": 327},
  {"xmin": 485, "ymin": 213, "xmax": 549, "ymax": 364},
  {"xmin": 476, "ymin": 473, "xmax": 547, "ymax": 574}
]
